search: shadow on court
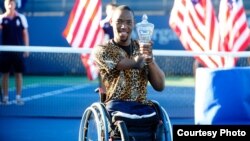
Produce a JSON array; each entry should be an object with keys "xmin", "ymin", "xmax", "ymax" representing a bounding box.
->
[{"xmin": 0, "ymin": 84, "xmax": 195, "ymax": 141}]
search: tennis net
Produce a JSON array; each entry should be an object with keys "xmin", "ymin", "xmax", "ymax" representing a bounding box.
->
[{"xmin": 0, "ymin": 46, "xmax": 249, "ymax": 118}]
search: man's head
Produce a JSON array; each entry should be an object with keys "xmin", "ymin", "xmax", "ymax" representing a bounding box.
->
[
  {"xmin": 4, "ymin": 0, "xmax": 16, "ymax": 13},
  {"xmin": 110, "ymin": 5, "xmax": 135, "ymax": 46}
]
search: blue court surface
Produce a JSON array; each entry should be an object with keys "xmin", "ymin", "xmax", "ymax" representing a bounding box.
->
[{"xmin": 0, "ymin": 83, "xmax": 194, "ymax": 141}]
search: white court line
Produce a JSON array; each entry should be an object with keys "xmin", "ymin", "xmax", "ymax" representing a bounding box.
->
[
  {"xmin": 8, "ymin": 84, "xmax": 91, "ymax": 105},
  {"xmin": 8, "ymin": 84, "xmax": 41, "ymax": 91}
]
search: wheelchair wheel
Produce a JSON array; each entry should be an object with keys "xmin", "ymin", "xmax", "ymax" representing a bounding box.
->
[
  {"xmin": 160, "ymin": 107, "xmax": 173, "ymax": 141},
  {"xmin": 152, "ymin": 100, "xmax": 173, "ymax": 141},
  {"xmin": 79, "ymin": 102, "xmax": 109, "ymax": 141}
]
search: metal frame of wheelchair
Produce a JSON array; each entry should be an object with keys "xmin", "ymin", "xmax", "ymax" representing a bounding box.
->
[{"xmin": 78, "ymin": 94, "xmax": 173, "ymax": 141}]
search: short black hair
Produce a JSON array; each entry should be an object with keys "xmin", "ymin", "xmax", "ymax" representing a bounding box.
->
[{"xmin": 115, "ymin": 5, "xmax": 134, "ymax": 15}]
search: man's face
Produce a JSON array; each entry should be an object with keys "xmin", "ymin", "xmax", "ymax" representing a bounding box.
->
[
  {"xmin": 111, "ymin": 9, "xmax": 134, "ymax": 44},
  {"xmin": 4, "ymin": 0, "xmax": 16, "ymax": 13}
]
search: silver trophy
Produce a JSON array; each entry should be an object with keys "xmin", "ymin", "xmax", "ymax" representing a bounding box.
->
[{"xmin": 136, "ymin": 14, "xmax": 154, "ymax": 43}]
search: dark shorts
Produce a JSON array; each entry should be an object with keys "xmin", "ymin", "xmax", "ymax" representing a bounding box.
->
[{"xmin": 0, "ymin": 52, "xmax": 25, "ymax": 73}]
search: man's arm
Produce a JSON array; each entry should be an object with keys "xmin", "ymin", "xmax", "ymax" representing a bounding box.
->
[
  {"xmin": 139, "ymin": 42, "xmax": 165, "ymax": 91},
  {"xmin": 116, "ymin": 55, "xmax": 145, "ymax": 70},
  {"xmin": 23, "ymin": 29, "xmax": 29, "ymax": 46},
  {"xmin": 116, "ymin": 55, "xmax": 165, "ymax": 91},
  {"xmin": 147, "ymin": 60, "xmax": 165, "ymax": 91},
  {"xmin": 22, "ymin": 28, "xmax": 29, "ymax": 57}
]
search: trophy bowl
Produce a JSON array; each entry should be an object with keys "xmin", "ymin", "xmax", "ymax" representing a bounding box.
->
[{"xmin": 136, "ymin": 14, "xmax": 154, "ymax": 43}]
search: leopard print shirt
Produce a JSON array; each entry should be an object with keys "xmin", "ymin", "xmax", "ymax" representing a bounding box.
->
[{"xmin": 94, "ymin": 40, "xmax": 150, "ymax": 104}]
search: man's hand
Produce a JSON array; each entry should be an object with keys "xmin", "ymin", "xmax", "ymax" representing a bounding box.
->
[
  {"xmin": 139, "ymin": 41, "xmax": 153, "ymax": 64},
  {"xmin": 23, "ymin": 52, "xmax": 29, "ymax": 58},
  {"xmin": 133, "ymin": 55, "xmax": 146, "ymax": 69}
]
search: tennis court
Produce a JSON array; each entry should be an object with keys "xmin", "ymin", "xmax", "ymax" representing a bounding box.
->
[{"xmin": 0, "ymin": 75, "xmax": 195, "ymax": 141}]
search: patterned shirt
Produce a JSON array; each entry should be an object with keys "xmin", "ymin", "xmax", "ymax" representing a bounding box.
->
[{"xmin": 94, "ymin": 40, "xmax": 150, "ymax": 104}]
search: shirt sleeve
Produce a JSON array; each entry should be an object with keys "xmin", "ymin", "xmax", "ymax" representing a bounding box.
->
[
  {"xmin": 0, "ymin": 15, "xmax": 3, "ymax": 25},
  {"xmin": 94, "ymin": 45, "xmax": 124, "ymax": 72},
  {"xmin": 18, "ymin": 13, "xmax": 28, "ymax": 28}
]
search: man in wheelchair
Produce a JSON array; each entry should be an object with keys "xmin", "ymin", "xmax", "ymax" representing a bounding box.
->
[{"xmin": 81, "ymin": 5, "xmax": 170, "ymax": 141}]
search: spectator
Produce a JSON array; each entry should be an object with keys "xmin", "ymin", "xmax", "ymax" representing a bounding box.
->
[
  {"xmin": 0, "ymin": 0, "xmax": 29, "ymax": 105},
  {"xmin": 100, "ymin": 3, "xmax": 117, "ymax": 43}
]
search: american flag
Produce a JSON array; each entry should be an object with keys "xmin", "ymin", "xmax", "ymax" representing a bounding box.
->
[
  {"xmin": 63, "ymin": 0, "xmax": 104, "ymax": 80},
  {"xmin": 169, "ymin": 0, "xmax": 223, "ymax": 68},
  {"xmin": 218, "ymin": 0, "xmax": 250, "ymax": 67}
]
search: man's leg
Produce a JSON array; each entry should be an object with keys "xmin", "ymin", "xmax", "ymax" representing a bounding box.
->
[
  {"xmin": 1, "ymin": 73, "xmax": 9, "ymax": 105},
  {"xmin": 15, "ymin": 73, "xmax": 24, "ymax": 105}
]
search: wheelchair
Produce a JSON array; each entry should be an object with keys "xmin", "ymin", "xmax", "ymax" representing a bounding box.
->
[{"xmin": 78, "ymin": 89, "xmax": 173, "ymax": 141}]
